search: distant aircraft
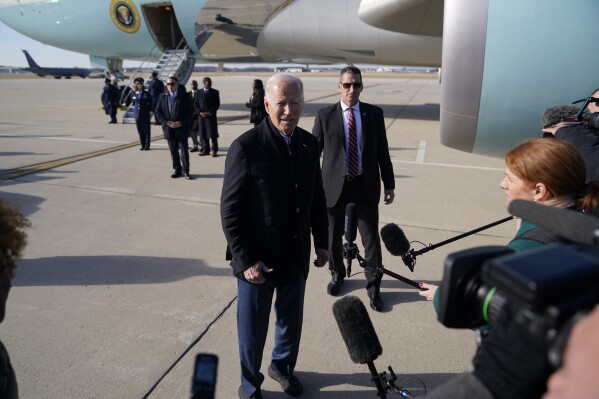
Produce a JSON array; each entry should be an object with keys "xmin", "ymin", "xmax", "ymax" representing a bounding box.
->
[
  {"xmin": 21, "ymin": 50, "xmax": 92, "ymax": 79},
  {"xmin": 2, "ymin": 0, "xmax": 598, "ymax": 157}
]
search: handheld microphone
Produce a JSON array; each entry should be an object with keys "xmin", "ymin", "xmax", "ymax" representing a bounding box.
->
[
  {"xmin": 333, "ymin": 296, "xmax": 387, "ymax": 398},
  {"xmin": 343, "ymin": 203, "xmax": 358, "ymax": 276},
  {"xmin": 344, "ymin": 203, "xmax": 358, "ymax": 243},
  {"xmin": 508, "ymin": 199, "xmax": 599, "ymax": 246}
]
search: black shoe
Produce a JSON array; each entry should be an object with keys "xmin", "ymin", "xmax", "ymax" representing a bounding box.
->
[
  {"xmin": 369, "ymin": 292, "xmax": 384, "ymax": 312},
  {"xmin": 183, "ymin": 173, "xmax": 193, "ymax": 180},
  {"xmin": 238, "ymin": 386, "xmax": 263, "ymax": 399},
  {"xmin": 327, "ymin": 277, "xmax": 344, "ymax": 296},
  {"xmin": 268, "ymin": 365, "xmax": 303, "ymax": 397},
  {"xmin": 140, "ymin": 147, "xmax": 144, "ymax": 151},
  {"xmin": 190, "ymin": 147, "xmax": 198, "ymax": 152},
  {"xmin": 144, "ymin": 147, "xmax": 150, "ymax": 151},
  {"xmin": 171, "ymin": 172, "xmax": 183, "ymax": 178}
]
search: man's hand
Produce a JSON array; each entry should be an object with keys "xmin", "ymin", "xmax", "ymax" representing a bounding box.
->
[
  {"xmin": 543, "ymin": 121, "xmax": 581, "ymax": 136},
  {"xmin": 243, "ymin": 261, "xmax": 273, "ymax": 284},
  {"xmin": 313, "ymin": 248, "xmax": 330, "ymax": 268},
  {"xmin": 384, "ymin": 189, "xmax": 395, "ymax": 205}
]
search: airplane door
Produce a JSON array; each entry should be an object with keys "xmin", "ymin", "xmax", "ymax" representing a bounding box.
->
[{"xmin": 142, "ymin": 3, "xmax": 186, "ymax": 51}]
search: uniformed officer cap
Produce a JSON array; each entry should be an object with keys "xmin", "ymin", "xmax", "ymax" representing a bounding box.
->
[{"xmin": 133, "ymin": 77, "xmax": 144, "ymax": 84}]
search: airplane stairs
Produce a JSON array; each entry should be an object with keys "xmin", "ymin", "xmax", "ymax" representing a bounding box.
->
[{"xmin": 122, "ymin": 47, "xmax": 196, "ymax": 124}]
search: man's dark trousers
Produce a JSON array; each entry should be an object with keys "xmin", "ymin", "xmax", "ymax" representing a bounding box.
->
[
  {"xmin": 166, "ymin": 134, "xmax": 189, "ymax": 174},
  {"xmin": 328, "ymin": 176, "xmax": 382, "ymax": 295},
  {"xmin": 237, "ymin": 267, "xmax": 305, "ymax": 397}
]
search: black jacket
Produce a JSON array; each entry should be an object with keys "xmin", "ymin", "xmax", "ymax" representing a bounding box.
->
[{"xmin": 220, "ymin": 118, "xmax": 328, "ymax": 285}]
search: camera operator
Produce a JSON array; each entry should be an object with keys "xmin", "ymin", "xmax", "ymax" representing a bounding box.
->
[
  {"xmin": 543, "ymin": 88, "xmax": 599, "ymax": 182},
  {"xmin": 420, "ymin": 139, "xmax": 599, "ymax": 307}
]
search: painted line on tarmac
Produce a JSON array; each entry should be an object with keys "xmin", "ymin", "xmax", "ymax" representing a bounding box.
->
[
  {"xmin": 392, "ymin": 159, "xmax": 503, "ymax": 172},
  {"xmin": 415, "ymin": 140, "xmax": 426, "ymax": 163}
]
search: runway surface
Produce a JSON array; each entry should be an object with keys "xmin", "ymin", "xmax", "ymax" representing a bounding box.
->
[{"xmin": 0, "ymin": 73, "xmax": 511, "ymax": 398}]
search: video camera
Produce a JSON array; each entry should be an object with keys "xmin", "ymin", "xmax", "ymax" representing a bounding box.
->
[
  {"xmin": 437, "ymin": 200, "xmax": 599, "ymax": 367},
  {"xmin": 573, "ymin": 96, "xmax": 599, "ymax": 130}
]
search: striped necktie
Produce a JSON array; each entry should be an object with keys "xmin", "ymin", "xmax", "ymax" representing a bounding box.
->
[{"xmin": 347, "ymin": 107, "xmax": 359, "ymax": 176}]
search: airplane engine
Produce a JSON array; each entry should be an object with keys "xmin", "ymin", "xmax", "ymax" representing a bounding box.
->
[{"xmin": 440, "ymin": 0, "xmax": 599, "ymax": 157}]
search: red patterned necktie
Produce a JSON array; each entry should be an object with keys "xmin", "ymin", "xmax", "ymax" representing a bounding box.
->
[{"xmin": 347, "ymin": 108, "xmax": 359, "ymax": 176}]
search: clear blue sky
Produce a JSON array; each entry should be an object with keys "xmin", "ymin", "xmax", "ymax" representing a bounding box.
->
[{"xmin": 0, "ymin": 22, "xmax": 141, "ymax": 68}]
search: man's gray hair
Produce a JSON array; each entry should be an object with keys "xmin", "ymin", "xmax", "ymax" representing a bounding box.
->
[{"xmin": 265, "ymin": 73, "xmax": 304, "ymax": 101}]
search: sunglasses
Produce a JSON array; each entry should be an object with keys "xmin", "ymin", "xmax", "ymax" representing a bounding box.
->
[
  {"xmin": 166, "ymin": 82, "xmax": 177, "ymax": 86},
  {"xmin": 341, "ymin": 82, "xmax": 362, "ymax": 89}
]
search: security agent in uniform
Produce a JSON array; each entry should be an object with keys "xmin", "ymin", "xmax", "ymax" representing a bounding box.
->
[{"xmin": 131, "ymin": 77, "xmax": 152, "ymax": 150}]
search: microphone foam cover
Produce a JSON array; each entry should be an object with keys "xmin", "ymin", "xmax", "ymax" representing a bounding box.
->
[
  {"xmin": 332, "ymin": 296, "xmax": 382, "ymax": 364},
  {"xmin": 541, "ymin": 105, "xmax": 580, "ymax": 128},
  {"xmin": 344, "ymin": 203, "xmax": 358, "ymax": 243},
  {"xmin": 380, "ymin": 223, "xmax": 410, "ymax": 256}
]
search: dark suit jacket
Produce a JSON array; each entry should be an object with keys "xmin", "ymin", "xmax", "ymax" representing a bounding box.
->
[
  {"xmin": 220, "ymin": 118, "xmax": 329, "ymax": 285},
  {"xmin": 195, "ymin": 88, "xmax": 220, "ymax": 138},
  {"xmin": 154, "ymin": 87, "xmax": 194, "ymax": 141},
  {"xmin": 313, "ymin": 101, "xmax": 395, "ymax": 207}
]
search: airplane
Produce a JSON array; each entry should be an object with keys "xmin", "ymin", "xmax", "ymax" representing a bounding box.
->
[
  {"xmin": 1, "ymin": 0, "xmax": 598, "ymax": 158},
  {"xmin": 21, "ymin": 49, "xmax": 92, "ymax": 79}
]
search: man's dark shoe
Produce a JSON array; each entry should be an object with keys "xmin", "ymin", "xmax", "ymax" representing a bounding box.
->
[
  {"xmin": 238, "ymin": 386, "xmax": 263, "ymax": 399},
  {"xmin": 184, "ymin": 173, "xmax": 193, "ymax": 180},
  {"xmin": 369, "ymin": 291, "xmax": 384, "ymax": 312},
  {"xmin": 171, "ymin": 172, "xmax": 183, "ymax": 178},
  {"xmin": 327, "ymin": 277, "xmax": 344, "ymax": 296},
  {"xmin": 190, "ymin": 147, "xmax": 198, "ymax": 152},
  {"xmin": 198, "ymin": 150, "xmax": 208, "ymax": 156},
  {"xmin": 268, "ymin": 365, "xmax": 303, "ymax": 397}
]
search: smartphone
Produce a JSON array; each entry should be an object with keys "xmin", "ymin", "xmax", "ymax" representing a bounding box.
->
[{"xmin": 190, "ymin": 353, "xmax": 218, "ymax": 399}]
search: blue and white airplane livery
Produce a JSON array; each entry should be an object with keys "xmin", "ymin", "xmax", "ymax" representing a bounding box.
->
[{"xmin": 1, "ymin": 0, "xmax": 599, "ymax": 157}]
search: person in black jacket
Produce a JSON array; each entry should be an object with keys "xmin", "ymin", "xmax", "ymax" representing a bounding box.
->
[
  {"xmin": 101, "ymin": 78, "xmax": 120, "ymax": 124},
  {"xmin": 147, "ymin": 71, "xmax": 164, "ymax": 125},
  {"xmin": 154, "ymin": 75, "xmax": 194, "ymax": 179},
  {"xmin": 221, "ymin": 73, "xmax": 329, "ymax": 399},
  {"xmin": 195, "ymin": 77, "xmax": 220, "ymax": 157},
  {"xmin": 543, "ymin": 88, "xmax": 599, "ymax": 182},
  {"xmin": 245, "ymin": 79, "xmax": 266, "ymax": 126}
]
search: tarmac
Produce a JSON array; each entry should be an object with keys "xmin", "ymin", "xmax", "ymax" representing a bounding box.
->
[{"xmin": 0, "ymin": 73, "xmax": 511, "ymax": 398}]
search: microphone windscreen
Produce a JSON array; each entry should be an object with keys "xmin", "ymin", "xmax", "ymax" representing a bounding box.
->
[
  {"xmin": 380, "ymin": 223, "xmax": 410, "ymax": 256},
  {"xmin": 344, "ymin": 203, "xmax": 358, "ymax": 243},
  {"xmin": 541, "ymin": 105, "xmax": 580, "ymax": 128},
  {"xmin": 508, "ymin": 199, "xmax": 599, "ymax": 246},
  {"xmin": 332, "ymin": 296, "xmax": 382, "ymax": 364}
]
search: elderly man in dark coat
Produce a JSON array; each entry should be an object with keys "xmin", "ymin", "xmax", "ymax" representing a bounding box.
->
[
  {"xmin": 101, "ymin": 78, "xmax": 120, "ymax": 124},
  {"xmin": 221, "ymin": 73, "xmax": 329, "ymax": 399}
]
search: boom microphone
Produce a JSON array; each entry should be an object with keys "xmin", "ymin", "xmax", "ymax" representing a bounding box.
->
[
  {"xmin": 380, "ymin": 223, "xmax": 410, "ymax": 256},
  {"xmin": 333, "ymin": 295, "xmax": 387, "ymax": 398},
  {"xmin": 508, "ymin": 199, "xmax": 599, "ymax": 246}
]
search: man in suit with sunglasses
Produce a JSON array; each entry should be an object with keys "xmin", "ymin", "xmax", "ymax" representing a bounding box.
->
[{"xmin": 312, "ymin": 66, "xmax": 395, "ymax": 312}]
